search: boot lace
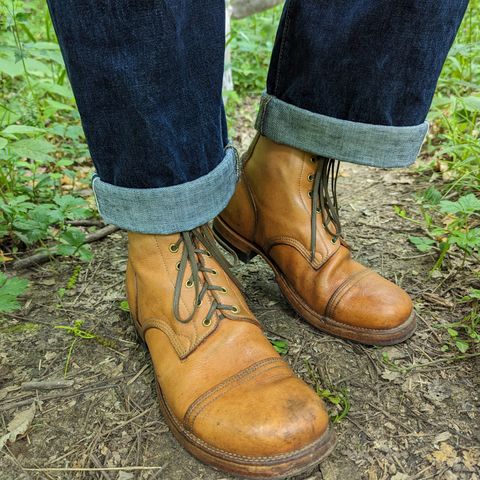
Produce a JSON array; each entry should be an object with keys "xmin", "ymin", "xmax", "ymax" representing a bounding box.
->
[
  {"xmin": 309, "ymin": 157, "xmax": 343, "ymax": 260},
  {"xmin": 169, "ymin": 225, "xmax": 241, "ymax": 325}
]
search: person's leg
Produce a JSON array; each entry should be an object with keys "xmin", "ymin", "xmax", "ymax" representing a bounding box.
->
[
  {"xmin": 262, "ymin": 0, "xmax": 470, "ymax": 167},
  {"xmin": 216, "ymin": 0, "xmax": 469, "ymax": 344},
  {"xmin": 47, "ymin": 0, "xmax": 235, "ymax": 233},
  {"xmin": 46, "ymin": 1, "xmax": 335, "ymax": 476}
]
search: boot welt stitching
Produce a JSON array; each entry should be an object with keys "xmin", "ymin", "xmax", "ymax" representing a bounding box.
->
[
  {"xmin": 160, "ymin": 379, "xmax": 333, "ymax": 463},
  {"xmin": 277, "ymin": 270, "xmax": 415, "ymax": 333}
]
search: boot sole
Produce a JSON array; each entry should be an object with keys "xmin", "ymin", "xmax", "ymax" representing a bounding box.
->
[
  {"xmin": 131, "ymin": 315, "xmax": 337, "ymax": 479},
  {"xmin": 213, "ymin": 217, "xmax": 416, "ymax": 346}
]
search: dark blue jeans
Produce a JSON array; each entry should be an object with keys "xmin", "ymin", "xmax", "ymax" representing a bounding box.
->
[{"xmin": 46, "ymin": 0, "xmax": 468, "ymax": 234}]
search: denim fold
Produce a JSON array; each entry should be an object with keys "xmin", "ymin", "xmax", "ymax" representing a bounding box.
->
[
  {"xmin": 92, "ymin": 146, "xmax": 239, "ymax": 234},
  {"xmin": 256, "ymin": 93, "xmax": 429, "ymax": 168}
]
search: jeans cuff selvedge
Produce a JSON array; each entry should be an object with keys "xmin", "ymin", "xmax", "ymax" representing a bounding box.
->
[
  {"xmin": 92, "ymin": 145, "xmax": 239, "ymax": 234},
  {"xmin": 255, "ymin": 93, "xmax": 429, "ymax": 168}
]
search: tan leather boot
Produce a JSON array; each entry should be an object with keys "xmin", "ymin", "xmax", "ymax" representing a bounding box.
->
[
  {"xmin": 214, "ymin": 135, "xmax": 416, "ymax": 345},
  {"xmin": 126, "ymin": 225, "xmax": 335, "ymax": 479}
]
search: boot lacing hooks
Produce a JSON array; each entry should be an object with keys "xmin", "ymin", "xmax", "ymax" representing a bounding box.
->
[
  {"xmin": 171, "ymin": 226, "xmax": 242, "ymax": 326},
  {"xmin": 310, "ymin": 157, "xmax": 343, "ymax": 261}
]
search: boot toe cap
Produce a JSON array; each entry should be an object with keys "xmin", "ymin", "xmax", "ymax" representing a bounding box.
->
[
  {"xmin": 329, "ymin": 270, "xmax": 413, "ymax": 331},
  {"xmin": 189, "ymin": 373, "xmax": 330, "ymax": 459}
]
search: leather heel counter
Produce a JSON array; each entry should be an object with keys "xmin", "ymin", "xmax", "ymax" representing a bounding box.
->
[
  {"xmin": 220, "ymin": 174, "xmax": 257, "ymax": 240},
  {"xmin": 125, "ymin": 259, "xmax": 139, "ymax": 323}
]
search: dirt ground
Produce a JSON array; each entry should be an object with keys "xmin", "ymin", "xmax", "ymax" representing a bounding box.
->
[{"xmin": 1, "ymin": 101, "xmax": 479, "ymax": 480}]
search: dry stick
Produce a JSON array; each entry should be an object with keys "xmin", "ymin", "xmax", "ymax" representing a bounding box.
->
[
  {"xmin": 0, "ymin": 382, "xmax": 119, "ymax": 411},
  {"xmin": 12, "ymin": 225, "xmax": 119, "ymax": 270},
  {"xmin": 67, "ymin": 219, "xmax": 105, "ymax": 227},
  {"xmin": 23, "ymin": 466, "xmax": 168, "ymax": 473},
  {"xmin": 21, "ymin": 379, "xmax": 74, "ymax": 391},
  {"xmin": 89, "ymin": 454, "xmax": 112, "ymax": 480}
]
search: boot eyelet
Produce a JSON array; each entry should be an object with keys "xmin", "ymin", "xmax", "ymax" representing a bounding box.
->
[
  {"xmin": 203, "ymin": 318, "xmax": 212, "ymax": 327},
  {"xmin": 316, "ymin": 208, "xmax": 321, "ymax": 214},
  {"xmin": 310, "ymin": 157, "xmax": 316, "ymax": 163},
  {"xmin": 197, "ymin": 298, "xmax": 203, "ymax": 307},
  {"xmin": 331, "ymin": 238, "xmax": 337, "ymax": 244},
  {"xmin": 211, "ymin": 269, "xmax": 218, "ymax": 275},
  {"xmin": 186, "ymin": 279, "xmax": 194, "ymax": 288},
  {"xmin": 169, "ymin": 244, "xmax": 179, "ymax": 253},
  {"xmin": 205, "ymin": 252, "xmax": 212, "ymax": 257},
  {"xmin": 231, "ymin": 305, "xmax": 239, "ymax": 314},
  {"xmin": 307, "ymin": 174, "xmax": 314, "ymax": 182},
  {"xmin": 220, "ymin": 287, "xmax": 228, "ymax": 294},
  {"xmin": 175, "ymin": 261, "xmax": 181, "ymax": 271},
  {"xmin": 308, "ymin": 191, "xmax": 313, "ymax": 198}
]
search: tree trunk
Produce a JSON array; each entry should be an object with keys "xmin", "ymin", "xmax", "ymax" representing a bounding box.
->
[
  {"xmin": 231, "ymin": 0, "xmax": 283, "ymax": 20},
  {"xmin": 223, "ymin": 1, "xmax": 234, "ymax": 94}
]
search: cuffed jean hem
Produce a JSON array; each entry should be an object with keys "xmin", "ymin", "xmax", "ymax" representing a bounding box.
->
[
  {"xmin": 92, "ymin": 145, "xmax": 240, "ymax": 234},
  {"xmin": 255, "ymin": 93, "xmax": 429, "ymax": 168}
]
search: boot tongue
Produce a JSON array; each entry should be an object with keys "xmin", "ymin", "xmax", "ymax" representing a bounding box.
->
[{"xmin": 310, "ymin": 157, "xmax": 342, "ymax": 261}]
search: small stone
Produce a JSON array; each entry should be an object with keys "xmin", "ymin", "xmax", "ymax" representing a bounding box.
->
[{"xmin": 385, "ymin": 422, "xmax": 396, "ymax": 431}]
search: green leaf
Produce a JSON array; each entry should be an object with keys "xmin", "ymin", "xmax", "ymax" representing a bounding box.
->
[
  {"xmin": 54, "ymin": 195, "xmax": 92, "ymax": 220},
  {"xmin": 461, "ymin": 95, "xmax": 480, "ymax": 112},
  {"xmin": 9, "ymin": 137, "xmax": 55, "ymax": 162},
  {"xmin": 457, "ymin": 194, "xmax": 480, "ymax": 214},
  {"xmin": 466, "ymin": 289, "xmax": 480, "ymax": 300},
  {"xmin": 440, "ymin": 194, "xmax": 480, "ymax": 215},
  {"xmin": 25, "ymin": 41, "xmax": 60, "ymax": 51},
  {"xmin": 44, "ymin": 99, "xmax": 74, "ymax": 118},
  {"xmin": 271, "ymin": 340, "xmax": 289, "ymax": 355},
  {"xmin": 408, "ymin": 236, "xmax": 436, "ymax": 252},
  {"xmin": 36, "ymin": 81, "xmax": 73, "ymax": 99},
  {"xmin": 77, "ymin": 245, "xmax": 93, "ymax": 262},
  {"xmin": 59, "ymin": 227, "xmax": 86, "ymax": 247},
  {"xmin": 455, "ymin": 340, "xmax": 469, "ymax": 353},
  {"xmin": 2, "ymin": 125, "xmax": 45, "ymax": 136},
  {"xmin": 0, "ymin": 138, "xmax": 8, "ymax": 150},
  {"xmin": 119, "ymin": 300, "xmax": 130, "ymax": 312},
  {"xmin": 55, "ymin": 244, "xmax": 76, "ymax": 257},
  {"xmin": 0, "ymin": 57, "xmax": 23, "ymax": 77},
  {"xmin": 450, "ymin": 228, "xmax": 480, "ymax": 252},
  {"xmin": 439, "ymin": 200, "xmax": 461, "ymax": 214},
  {"xmin": 447, "ymin": 328, "xmax": 458, "ymax": 338},
  {"xmin": 421, "ymin": 187, "xmax": 442, "ymax": 206},
  {"xmin": 393, "ymin": 205, "xmax": 407, "ymax": 218},
  {"xmin": 0, "ymin": 272, "xmax": 29, "ymax": 313}
]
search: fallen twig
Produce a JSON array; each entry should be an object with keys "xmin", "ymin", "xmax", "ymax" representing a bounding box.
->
[
  {"xmin": 89, "ymin": 454, "xmax": 113, "ymax": 480},
  {"xmin": 12, "ymin": 225, "xmax": 119, "ymax": 270},
  {"xmin": 21, "ymin": 379, "xmax": 74, "ymax": 391},
  {"xmin": 66, "ymin": 219, "xmax": 105, "ymax": 227},
  {"xmin": 23, "ymin": 465, "xmax": 168, "ymax": 473}
]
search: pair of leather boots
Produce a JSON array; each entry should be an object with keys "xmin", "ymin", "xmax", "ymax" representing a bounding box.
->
[{"xmin": 126, "ymin": 135, "xmax": 415, "ymax": 479}]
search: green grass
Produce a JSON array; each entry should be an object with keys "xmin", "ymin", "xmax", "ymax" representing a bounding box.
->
[
  {"xmin": 229, "ymin": 5, "xmax": 283, "ymax": 95},
  {"xmin": 0, "ymin": 0, "xmax": 95, "ymax": 266},
  {"xmin": 406, "ymin": 1, "xmax": 480, "ymax": 270}
]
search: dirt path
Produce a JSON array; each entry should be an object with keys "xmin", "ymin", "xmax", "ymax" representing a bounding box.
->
[{"xmin": 1, "ymin": 102, "xmax": 479, "ymax": 480}]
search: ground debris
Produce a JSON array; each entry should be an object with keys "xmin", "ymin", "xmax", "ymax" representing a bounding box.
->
[{"xmin": 0, "ymin": 403, "xmax": 36, "ymax": 449}]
